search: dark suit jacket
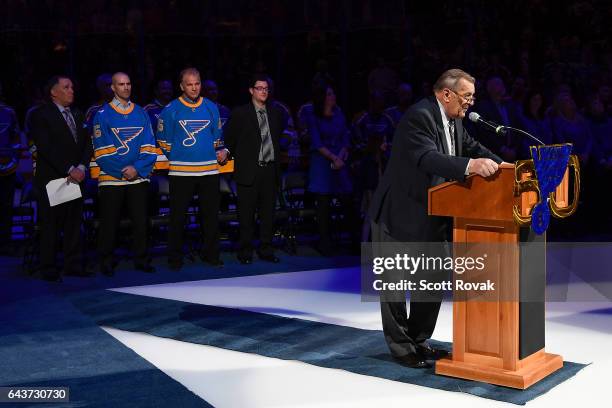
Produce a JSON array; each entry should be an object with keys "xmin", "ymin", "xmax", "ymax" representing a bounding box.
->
[
  {"xmin": 224, "ymin": 102, "xmax": 283, "ymax": 186},
  {"xmin": 370, "ymin": 96, "xmax": 502, "ymax": 242},
  {"xmin": 30, "ymin": 102, "xmax": 93, "ymax": 194}
]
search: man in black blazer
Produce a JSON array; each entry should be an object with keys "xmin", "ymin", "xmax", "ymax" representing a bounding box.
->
[
  {"xmin": 30, "ymin": 75, "xmax": 93, "ymax": 281},
  {"xmin": 224, "ymin": 74, "xmax": 282, "ymax": 264},
  {"xmin": 370, "ymin": 69, "xmax": 503, "ymax": 368}
]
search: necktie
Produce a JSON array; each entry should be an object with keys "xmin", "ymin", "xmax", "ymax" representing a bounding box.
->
[
  {"xmin": 63, "ymin": 108, "xmax": 78, "ymax": 142},
  {"xmin": 448, "ymin": 119, "xmax": 456, "ymax": 156},
  {"xmin": 258, "ymin": 109, "xmax": 274, "ymax": 162}
]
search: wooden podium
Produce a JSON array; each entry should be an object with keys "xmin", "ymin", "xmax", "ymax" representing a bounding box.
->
[{"xmin": 428, "ymin": 163, "xmax": 569, "ymax": 389}]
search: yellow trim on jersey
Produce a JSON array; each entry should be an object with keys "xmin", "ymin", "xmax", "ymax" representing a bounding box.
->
[
  {"xmin": 158, "ymin": 140, "xmax": 172, "ymax": 151},
  {"xmin": 139, "ymin": 145, "xmax": 158, "ymax": 154},
  {"xmin": 219, "ymin": 159, "xmax": 234, "ymax": 173},
  {"xmin": 98, "ymin": 174, "xmax": 124, "ymax": 182},
  {"xmin": 178, "ymin": 96, "xmax": 203, "ymax": 108},
  {"xmin": 109, "ymin": 103, "xmax": 135, "ymax": 115},
  {"xmin": 94, "ymin": 146, "xmax": 118, "ymax": 159},
  {"xmin": 169, "ymin": 163, "xmax": 218, "ymax": 172},
  {"xmin": 90, "ymin": 163, "xmax": 100, "ymax": 178}
]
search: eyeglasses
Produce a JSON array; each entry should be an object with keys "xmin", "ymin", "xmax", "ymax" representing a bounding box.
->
[
  {"xmin": 448, "ymin": 89, "xmax": 476, "ymax": 104},
  {"xmin": 253, "ymin": 86, "xmax": 269, "ymax": 93}
]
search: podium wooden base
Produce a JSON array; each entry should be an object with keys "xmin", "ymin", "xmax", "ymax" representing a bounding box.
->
[
  {"xmin": 435, "ymin": 353, "xmax": 563, "ymax": 389},
  {"xmin": 426, "ymin": 163, "xmax": 574, "ymax": 389}
]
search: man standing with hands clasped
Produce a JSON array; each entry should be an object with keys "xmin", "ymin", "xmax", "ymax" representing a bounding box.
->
[
  {"xmin": 370, "ymin": 69, "xmax": 503, "ymax": 368},
  {"xmin": 92, "ymin": 72, "xmax": 157, "ymax": 276}
]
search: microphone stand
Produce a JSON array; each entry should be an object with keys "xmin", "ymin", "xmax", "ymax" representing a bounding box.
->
[{"xmin": 501, "ymin": 126, "xmax": 545, "ymax": 146}]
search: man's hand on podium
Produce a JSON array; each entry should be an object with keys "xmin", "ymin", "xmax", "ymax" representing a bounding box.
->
[{"xmin": 468, "ymin": 158, "xmax": 499, "ymax": 178}]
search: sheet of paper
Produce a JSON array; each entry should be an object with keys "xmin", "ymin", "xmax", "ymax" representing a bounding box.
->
[{"xmin": 45, "ymin": 178, "xmax": 82, "ymax": 207}]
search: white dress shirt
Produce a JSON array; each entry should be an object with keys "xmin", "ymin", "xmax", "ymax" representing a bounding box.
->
[{"xmin": 436, "ymin": 98, "xmax": 471, "ymax": 175}]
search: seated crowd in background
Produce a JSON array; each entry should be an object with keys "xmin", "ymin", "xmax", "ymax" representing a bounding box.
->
[{"xmin": 1, "ymin": 59, "xmax": 611, "ymax": 279}]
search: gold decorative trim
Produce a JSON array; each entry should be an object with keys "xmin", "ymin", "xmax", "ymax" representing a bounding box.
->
[{"xmin": 550, "ymin": 154, "xmax": 580, "ymax": 218}]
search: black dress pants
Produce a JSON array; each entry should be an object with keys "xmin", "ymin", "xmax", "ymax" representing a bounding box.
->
[
  {"xmin": 236, "ymin": 164, "xmax": 277, "ymax": 258},
  {"xmin": 97, "ymin": 182, "xmax": 149, "ymax": 266},
  {"xmin": 371, "ymin": 220, "xmax": 446, "ymax": 358},
  {"xmin": 168, "ymin": 174, "xmax": 220, "ymax": 263},
  {"xmin": 37, "ymin": 189, "xmax": 83, "ymax": 276}
]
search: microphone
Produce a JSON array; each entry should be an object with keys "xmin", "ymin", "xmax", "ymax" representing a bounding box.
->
[
  {"xmin": 468, "ymin": 112, "xmax": 545, "ymax": 145},
  {"xmin": 468, "ymin": 112, "xmax": 507, "ymax": 135}
]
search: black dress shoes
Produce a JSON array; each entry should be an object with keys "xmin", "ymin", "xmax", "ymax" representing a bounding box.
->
[
  {"xmin": 257, "ymin": 253, "xmax": 280, "ymax": 263},
  {"xmin": 237, "ymin": 254, "xmax": 252, "ymax": 265},
  {"xmin": 135, "ymin": 263, "xmax": 155, "ymax": 273},
  {"xmin": 416, "ymin": 344, "xmax": 450, "ymax": 360},
  {"xmin": 393, "ymin": 353, "xmax": 432, "ymax": 369}
]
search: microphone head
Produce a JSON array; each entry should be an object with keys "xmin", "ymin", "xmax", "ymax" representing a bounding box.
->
[{"xmin": 468, "ymin": 112, "xmax": 480, "ymax": 123}]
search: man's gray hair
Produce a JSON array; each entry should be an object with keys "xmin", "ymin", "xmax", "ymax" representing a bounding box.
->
[
  {"xmin": 433, "ymin": 69, "xmax": 475, "ymax": 92},
  {"xmin": 179, "ymin": 67, "xmax": 201, "ymax": 83}
]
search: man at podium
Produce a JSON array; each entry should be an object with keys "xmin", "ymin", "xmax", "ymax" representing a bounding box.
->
[{"xmin": 369, "ymin": 69, "xmax": 503, "ymax": 368}]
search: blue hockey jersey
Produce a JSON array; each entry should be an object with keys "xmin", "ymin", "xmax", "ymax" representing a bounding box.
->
[
  {"xmin": 216, "ymin": 102, "xmax": 231, "ymax": 129},
  {"xmin": 156, "ymin": 96, "xmax": 223, "ymax": 176},
  {"xmin": 0, "ymin": 103, "xmax": 20, "ymax": 176},
  {"xmin": 143, "ymin": 100, "xmax": 164, "ymax": 130},
  {"xmin": 92, "ymin": 101, "xmax": 157, "ymax": 186},
  {"xmin": 143, "ymin": 100, "xmax": 169, "ymax": 172},
  {"xmin": 84, "ymin": 103, "xmax": 105, "ymax": 134}
]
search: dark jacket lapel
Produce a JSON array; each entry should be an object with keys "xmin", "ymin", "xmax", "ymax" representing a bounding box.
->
[
  {"xmin": 249, "ymin": 104, "xmax": 262, "ymax": 146},
  {"xmin": 455, "ymin": 118, "xmax": 464, "ymax": 157},
  {"xmin": 48, "ymin": 104, "xmax": 76, "ymax": 145},
  {"xmin": 428, "ymin": 96, "xmax": 450, "ymax": 155}
]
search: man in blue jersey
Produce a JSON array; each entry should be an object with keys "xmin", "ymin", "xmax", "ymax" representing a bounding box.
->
[
  {"xmin": 0, "ymin": 85, "xmax": 21, "ymax": 254},
  {"xmin": 157, "ymin": 68, "xmax": 227, "ymax": 270},
  {"xmin": 92, "ymin": 72, "xmax": 157, "ymax": 276}
]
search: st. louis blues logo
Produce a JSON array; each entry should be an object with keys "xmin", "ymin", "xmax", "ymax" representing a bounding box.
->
[
  {"xmin": 179, "ymin": 120, "xmax": 210, "ymax": 147},
  {"xmin": 513, "ymin": 143, "xmax": 580, "ymax": 235},
  {"xmin": 111, "ymin": 127, "xmax": 144, "ymax": 155}
]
